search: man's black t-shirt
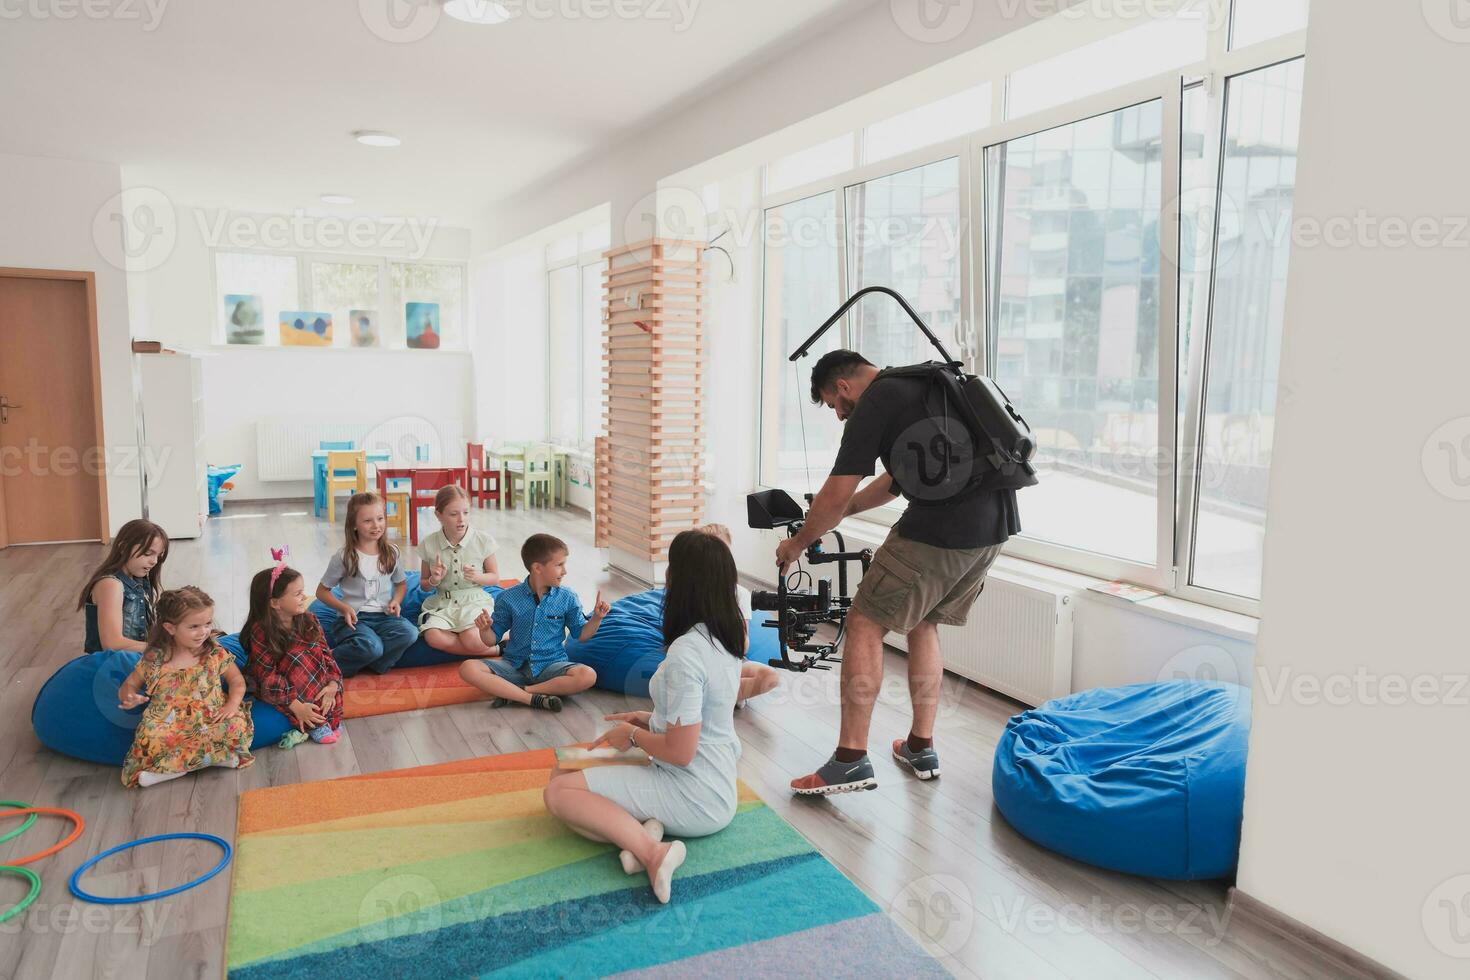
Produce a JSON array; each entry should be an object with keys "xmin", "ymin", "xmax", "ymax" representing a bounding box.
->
[{"xmin": 830, "ymin": 374, "xmax": 1021, "ymax": 549}]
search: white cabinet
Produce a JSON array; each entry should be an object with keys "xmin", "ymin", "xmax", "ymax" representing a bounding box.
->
[{"xmin": 138, "ymin": 353, "xmax": 207, "ymax": 539}]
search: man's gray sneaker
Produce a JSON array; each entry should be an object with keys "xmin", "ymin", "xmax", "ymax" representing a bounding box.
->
[
  {"xmin": 791, "ymin": 753, "xmax": 878, "ymax": 795},
  {"xmin": 892, "ymin": 739, "xmax": 940, "ymax": 780}
]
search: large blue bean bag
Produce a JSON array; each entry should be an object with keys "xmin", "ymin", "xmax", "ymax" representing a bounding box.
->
[
  {"xmin": 310, "ymin": 570, "xmax": 506, "ymax": 669},
  {"xmin": 564, "ymin": 589, "xmax": 781, "ymax": 697},
  {"xmin": 992, "ymin": 681, "xmax": 1251, "ymax": 880},
  {"xmin": 31, "ymin": 636, "xmax": 293, "ymax": 768}
]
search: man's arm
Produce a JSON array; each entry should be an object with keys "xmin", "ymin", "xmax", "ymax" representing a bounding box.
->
[
  {"xmin": 844, "ymin": 471, "xmax": 897, "ymax": 518},
  {"xmin": 780, "ymin": 474, "xmax": 863, "ymax": 569}
]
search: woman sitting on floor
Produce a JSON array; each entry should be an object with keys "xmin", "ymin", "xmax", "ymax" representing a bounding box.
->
[{"xmin": 543, "ymin": 529, "xmax": 746, "ymax": 904}]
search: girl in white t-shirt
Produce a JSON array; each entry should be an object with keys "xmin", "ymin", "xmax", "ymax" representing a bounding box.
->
[
  {"xmin": 316, "ymin": 491, "xmax": 420, "ymax": 676},
  {"xmin": 699, "ymin": 523, "xmax": 779, "ymax": 705},
  {"xmin": 543, "ymin": 529, "xmax": 746, "ymax": 904}
]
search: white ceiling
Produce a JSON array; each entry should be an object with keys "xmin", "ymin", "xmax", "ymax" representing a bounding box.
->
[{"xmin": 0, "ymin": 0, "xmax": 872, "ymax": 225}]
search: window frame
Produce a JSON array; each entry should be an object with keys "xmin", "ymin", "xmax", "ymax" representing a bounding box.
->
[{"xmin": 753, "ymin": 3, "xmax": 1307, "ymax": 617}]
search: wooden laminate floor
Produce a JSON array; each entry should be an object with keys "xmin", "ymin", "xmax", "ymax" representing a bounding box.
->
[{"xmin": 0, "ymin": 502, "xmax": 1355, "ymax": 979}]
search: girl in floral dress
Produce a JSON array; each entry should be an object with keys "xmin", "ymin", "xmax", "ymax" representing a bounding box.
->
[{"xmin": 118, "ymin": 586, "xmax": 255, "ymax": 788}]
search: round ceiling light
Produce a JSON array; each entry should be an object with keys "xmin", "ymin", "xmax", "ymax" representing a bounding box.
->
[{"xmin": 353, "ymin": 130, "xmax": 401, "ymax": 147}]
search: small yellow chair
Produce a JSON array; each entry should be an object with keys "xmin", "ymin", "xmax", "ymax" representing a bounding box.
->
[
  {"xmin": 383, "ymin": 489, "xmax": 411, "ymax": 540},
  {"xmin": 326, "ymin": 450, "xmax": 367, "ymax": 524}
]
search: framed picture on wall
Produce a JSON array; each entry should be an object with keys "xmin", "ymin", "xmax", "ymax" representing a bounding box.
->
[
  {"xmin": 223, "ymin": 294, "xmax": 264, "ymax": 345},
  {"xmin": 406, "ymin": 302, "xmax": 441, "ymax": 349},
  {"xmin": 280, "ymin": 311, "xmax": 333, "ymax": 347},
  {"xmin": 350, "ymin": 309, "xmax": 379, "ymax": 348}
]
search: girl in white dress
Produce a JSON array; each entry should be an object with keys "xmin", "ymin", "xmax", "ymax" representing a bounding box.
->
[{"xmin": 542, "ymin": 529, "xmax": 746, "ymax": 904}]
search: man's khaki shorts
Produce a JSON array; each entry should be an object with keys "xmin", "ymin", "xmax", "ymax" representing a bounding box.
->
[{"xmin": 851, "ymin": 531, "xmax": 1003, "ymax": 634}]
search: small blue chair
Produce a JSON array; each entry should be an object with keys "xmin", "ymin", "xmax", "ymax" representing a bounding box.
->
[{"xmin": 314, "ymin": 440, "xmax": 356, "ymax": 518}]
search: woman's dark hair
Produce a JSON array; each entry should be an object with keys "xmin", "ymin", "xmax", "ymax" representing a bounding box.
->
[
  {"xmin": 241, "ymin": 565, "xmax": 323, "ymax": 662},
  {"xmin": 77, "ymin": 518, "xmax": 169, "ymax": 612},
  {"xmin": 663, "ymin": 529, "xmax": 745, "ymax": 659}
]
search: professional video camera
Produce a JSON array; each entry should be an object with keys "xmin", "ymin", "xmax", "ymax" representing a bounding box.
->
[{"xmin": 747, "ymin": 488, "xmax": 872, "ymax": 672}]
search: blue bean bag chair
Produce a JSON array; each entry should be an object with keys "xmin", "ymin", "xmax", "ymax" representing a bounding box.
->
[
  {"xmin": 564, "ymin": 589, "xmax": 781, "ymax": 697},
  {"xmin": 310, "ymin": 570, "xmax": 507, "ymax": 669},
  {"xmin": 31, "ymin": 636, "xmax": 293, "ymax": 768},
  {"xmin": 992, "ymin": 680, "xmax": 1251, "ymax": 880}
]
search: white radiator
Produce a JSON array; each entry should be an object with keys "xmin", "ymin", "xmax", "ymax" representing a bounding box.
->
[
  {"xmin": 888, "ymin": 567, "xmax": 1076, "ymax": 707},
  {"xmin": 255, "ymin": 416, "xmax": 465, "ymax": 482}
]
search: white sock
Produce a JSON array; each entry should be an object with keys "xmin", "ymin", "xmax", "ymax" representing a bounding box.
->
[
  {"xmin": 619, "ymin": 819, "xmax": 666, "ymax": 875},
  {"xmin": 650, "ymin": 840, "xmax": 686, "ymax": 905},
  {"xmin": 137, "ymin": 770, "xmax": 187, "ymax": 788}
]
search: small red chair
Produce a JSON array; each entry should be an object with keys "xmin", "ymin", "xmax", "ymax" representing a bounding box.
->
[
  {"xmin": 466, "ymin": 442, "xmax": 502, "ymax": 509},
  {"xmin": 408, "ymin": 467, "xmax": 461, "ymax": 545}
]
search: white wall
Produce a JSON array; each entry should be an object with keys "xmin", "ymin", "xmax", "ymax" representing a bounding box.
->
[
  {"xmin": 125, "ymin": 196, "xmax": 475, "ymax": 500},
  {"xmin": 0, "ymin": 152, "xmax": 142, "ymax": 534},
  {"xmin": 475, "ymin": 1, "xmax": 1059, "ymax": 252},
  {"xmin": 1235, "ymin": 4, "xmax": 1470, "ymax": 977}
]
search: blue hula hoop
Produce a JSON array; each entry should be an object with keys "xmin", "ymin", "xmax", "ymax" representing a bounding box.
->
[{"xmin": 69, "ymin": 832, "xmax": 232, "ymax": 905}]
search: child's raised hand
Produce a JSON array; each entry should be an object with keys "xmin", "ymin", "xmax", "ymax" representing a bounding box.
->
[
  {"xmin": 591, "ymin": 591, "xmax": 610, "ymax": 619},
  {"xmin": 474, "ymin": 609, "xmax": 493, "ymax": 633},
  {"xmin": 431, "ymin": 558, "xmax": 447, "ymax": 583}
]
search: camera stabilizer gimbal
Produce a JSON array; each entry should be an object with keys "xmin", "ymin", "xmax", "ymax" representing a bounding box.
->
[{"xmin": 747, "ymin": 488, "xmax": 871, "ymax": 673}]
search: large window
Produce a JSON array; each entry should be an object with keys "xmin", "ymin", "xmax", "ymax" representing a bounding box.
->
[
  {"xmin": 548, "ymin": 264, "xmax": 581, "ymax": 443},
  {"xmin": 760, "ymin": 192, "xmax": 843, "ymax": 491},
  {"xmin": 1186, "ymin": 59, "xmax": 1304, "ymax": 599},
  {"xmin": 544, "ymin": 240, "xmax": 611, "ymax": 448},
  {"xmin": 847, "ymin": 157, "xmax": 964, "ymax": 369},
  {"xmin": 986, "ymin": 102, "xmax": 1165, "ymax": 566},
  {"xmin": 755, "ymin": 2, "xmax": 1308, "ymax": 614}
]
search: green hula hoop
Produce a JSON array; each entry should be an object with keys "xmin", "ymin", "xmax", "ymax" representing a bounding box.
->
[
  {"xmin": 0, "ymin": 801, "xmax": 37, "ymax": 846},
  {"xmin": 0, "ymin": 865, "xmax": 41, "ymax": 925}
]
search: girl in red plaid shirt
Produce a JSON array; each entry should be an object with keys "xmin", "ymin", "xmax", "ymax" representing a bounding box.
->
[{"xmin": 242, "ymin": 559, "xmax": 344, "ymax": 747}]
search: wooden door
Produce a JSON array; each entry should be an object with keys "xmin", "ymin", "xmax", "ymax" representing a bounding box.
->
[{"xmin": 0, "ymin": 271, "xmax": 107, "ymax": 546}]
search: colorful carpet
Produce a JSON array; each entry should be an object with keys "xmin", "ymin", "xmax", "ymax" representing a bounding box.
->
[
  {"xmin": 342, "ymin": 662, "xmax": 488, "ymax": 718},
  {"xmin": 225, "ymin": 749, "xmax": 946, "ymax": 978}
]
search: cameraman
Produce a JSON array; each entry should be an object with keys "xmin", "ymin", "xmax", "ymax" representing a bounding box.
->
[{"xmin": 776, "ymin": 350, "xmax": 1026, "ymax": 795}]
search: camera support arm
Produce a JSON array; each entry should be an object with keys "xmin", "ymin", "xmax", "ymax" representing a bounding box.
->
[{"xmin": 788, "ymin": 285, "xmax": 960, "ymax": 367}]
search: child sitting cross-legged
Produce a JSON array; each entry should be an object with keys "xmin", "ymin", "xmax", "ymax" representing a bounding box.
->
[
  {"xmin": 457, "ymin": 533, "xmax": 604, "ymax": 712},
  {"xmin": 243, "ymin": 552, "xmax": 344, "ymax": 748}
]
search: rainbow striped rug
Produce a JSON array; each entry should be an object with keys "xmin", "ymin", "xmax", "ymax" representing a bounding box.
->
[{"xmin": 226, "ymin": 749, "xmax": 946, "ymax": 978}]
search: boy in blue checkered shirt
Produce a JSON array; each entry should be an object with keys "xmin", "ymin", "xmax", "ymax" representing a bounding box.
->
[{"xmin": 457, "ymin": 533, "xmax": 608, "ymax": 712}]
